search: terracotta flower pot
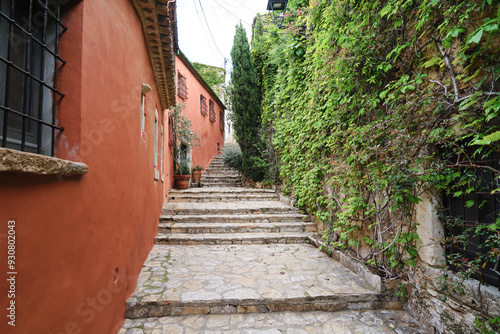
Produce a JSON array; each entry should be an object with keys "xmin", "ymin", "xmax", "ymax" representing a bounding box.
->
[
  {"xmin": 192, "ymin": 170, "xmax": 202, "ymax": 183},
  {"xmin": 173, "ymin": 175, "xmax": 191, "ymax": 189}
]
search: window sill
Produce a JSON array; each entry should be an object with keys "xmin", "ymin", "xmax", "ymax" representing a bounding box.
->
[{"xmin": 0, "ymin": 148, "xmax": 89, "ymax": 176}]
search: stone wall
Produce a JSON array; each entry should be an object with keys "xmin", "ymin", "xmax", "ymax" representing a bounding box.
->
[
  {"xmin": 407, "ymin": 266, "xmax": 500, "ymax": 334},
  {"xmin": 410, "ymin": 190, "xmax": 500, "ymax": 333}
]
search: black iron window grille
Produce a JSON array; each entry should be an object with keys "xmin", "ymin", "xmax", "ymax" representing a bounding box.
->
[
  {"xmin": 208, "ymin": 99, "xmax": 215, "ymax": 123},
  {"xmin": 177, "ymin": 72, "xmax": 187, "ymax": 100},
  {"xmin": 200, "ymin": 94, "xmax": 207, "ymax": 116},
  {"xmin": 219, "ymin": 110, "xmax": 223, "ymax": 132},
  {"xmin": 0, "ymin": 0, "xmax": 67, "ymax": 157},
  {"xmin": 444, "ymin": 151, "xmax": 500, "ymax": 290}
]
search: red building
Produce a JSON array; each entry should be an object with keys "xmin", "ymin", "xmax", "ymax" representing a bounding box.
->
[
  {"xmin": 171, "ymin": 51, "xmax": 225, "ymax": 177},
  {"xmin": 0, "ymin": 0, "xmax": 221, "ymax": 333}
]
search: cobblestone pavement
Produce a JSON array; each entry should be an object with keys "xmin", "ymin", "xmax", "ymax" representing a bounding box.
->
[
  {"xmin": 120, "ymin": 310, "xmax": 425, "ymax": 333},
  {"xmin": 126, "ymin": 244, "xmax": 380, "ymax": 318}
]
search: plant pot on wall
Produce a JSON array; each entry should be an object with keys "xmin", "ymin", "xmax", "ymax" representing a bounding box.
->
[
  {"xmin": 192, "ymin": 170, "xmax": 202, "ymax": 183},
  {"xmin": 173, "ymin": 175, "xmax": 191, "ymax": 189},
  {"xmin": 191, "ymin": 165, "xmax": 204, "ymax": 183}
]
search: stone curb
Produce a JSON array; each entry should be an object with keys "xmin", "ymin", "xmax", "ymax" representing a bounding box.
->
[
  {"xmin": 308, "ymin": 236, "xmax": 383, "ymax": 294},
  {"xmin": 126, "ymin": 299, "xmax": 401, "ymax": 319}
]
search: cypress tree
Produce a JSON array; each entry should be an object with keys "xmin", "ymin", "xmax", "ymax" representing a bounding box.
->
[{"xmin": 230, "ymin": 23, "xmax": 266, "ymax": 181}]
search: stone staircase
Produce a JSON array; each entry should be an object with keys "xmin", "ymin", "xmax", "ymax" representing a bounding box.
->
[
  {"xmin": 120, "ymin": 184, "xmax": 426, "ymax": 333},
  {"xmin": 156, "ymin": 187, "xmax": 316, "ymax": 245},
  {"xmin": 200, "ymin": 153, "xmax": 242, "ymax": 187}
]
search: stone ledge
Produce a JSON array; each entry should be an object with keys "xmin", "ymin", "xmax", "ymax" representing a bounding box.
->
[{"xmin": 0, "ymin": 148, "xmax": 89, "ymax": 176}]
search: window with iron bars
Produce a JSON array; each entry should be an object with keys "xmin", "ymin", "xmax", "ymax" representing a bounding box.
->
[
  {"xmin": 209, "ymin": 99, "xmax": 215, "ymax": 123},
  {"xmin": 200, "ymin": 94, "xmax": 207, "ymax": 116},
  {"xmin": 0, "ymin": 0, "xmax": 68, "ymax": 157},
  {"xmin": 444, "ymin": 149, "xmax": 500, "ymax": 290},
  {"xmin": 177, "ymin": 72, "xmax": 187, "ymax": 100},
  {"xmin": 219, "ymin": 111, "xmax": 224, "ymax": 132}
]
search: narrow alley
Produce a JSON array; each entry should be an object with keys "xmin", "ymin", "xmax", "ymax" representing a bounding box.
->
[{"xmin": 119, "ymin": 154, "xmax": 425, "ymax": 333}]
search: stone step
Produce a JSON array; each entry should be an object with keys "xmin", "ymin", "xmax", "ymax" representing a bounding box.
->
[
  {"xmin": 155, "ymin": 232, "xmax": 313, "ymax": 245},
  {"xmin": 201, "ymin": 177, "xmax": 241, "ymax": 182},
  {"xmin": 203, "ymin": 171, "xmax": 238, "ymax": 175},
  {"xmin": 168, "ymin": 187, "xmax": 276, "ymax": 195},
  {"xmin": 201, "ymin": 182, "xmax": 243, "ymax": 187},
  {"xmin": 120, "ymin": 310, "xmax": 426, "ymax": 333},
  {"xmin": 158, "ymin": 221, "xmax": 317, "ymax": 234},
  {"xmin": 203, "ymin": 183, "xmax": 243, "ymax": 188},
  {"xmin": 162, "ymin": 201, "xmax": 301, "ymax": 216},
  {"xmin": 201, "ymin": 181, "xmax": 242, "ymax": 186},
  {"xmin": 202, "ymin": 173, "xmax": 241, "ymax": 178},
  {"xmin": 160, "ymin": 213, "xmax": 309, "ymax": 224},
  {"xmin": 205, "ymin": 167, "xmax": 237, "ymax": 171},
  {"xmin": 168, "ymin": 193, "xmax": 279, "ymax": 202},
  {"xmin": 202, "ymin": 179, "xmax": 241, "ymax": 183},
  {"xmin": 125, "ymin": 244, "xmax": 389, "ymax": 319}
]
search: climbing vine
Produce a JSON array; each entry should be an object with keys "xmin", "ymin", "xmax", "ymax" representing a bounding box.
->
[{"xmin": 256, "ymin": 0, "xmax": 499, "ymax": 288}]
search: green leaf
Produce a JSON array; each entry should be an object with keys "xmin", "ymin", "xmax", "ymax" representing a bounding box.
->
[
  {"xmin": 465, "ymin": 200, "xmax": 475, "ymax": 208},
  {"xmin": 450, "ymin": 26, "xmax": 466, "ymax": 37},
  {"xmin": 468, "ymin": 29, "xmax": 484, "ymax": 44},
  {"xmin": 471, "ymin": 139, "xmax": 491, "ymax": 145},
  {"xmin": 484, "ymin": 23, "xmax": 498, "ymax": 32},
  {"xmin": 424, "ymin": 57, "xmax": 440, "ymax": 68},
  {"xmin": 483, "ymin": 131, "xmax": 500, "ymax": 142},
  {"xmin": 380, "ymin": 4, "xmax": 392, "ymax": 18}
]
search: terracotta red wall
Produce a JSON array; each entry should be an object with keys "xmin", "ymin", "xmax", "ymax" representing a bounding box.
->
[
  {"xmin": 175, "ymin": 55, "xmax": 225, "ymax": 171},
  {"xmin": 0, "ymin": 0, "xmax": 168, "ymax": 333}
]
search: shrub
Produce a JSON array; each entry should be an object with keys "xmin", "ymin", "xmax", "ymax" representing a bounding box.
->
[
  {"xmin": 179, "ymin": 162, "xmax": 190, "ymax": 175},
  {"xmin": 223, "ymin": 146, "xmax": 242, "ymax": 171}
]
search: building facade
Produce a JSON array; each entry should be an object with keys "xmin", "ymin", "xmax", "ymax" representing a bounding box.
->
[
  {"xmin": 0, "ymin": 0, "xmax": 177, "ymax": 333},
  {"xmin": 173, "ymin": 51, "xmax": 225, "ymax": 174}
]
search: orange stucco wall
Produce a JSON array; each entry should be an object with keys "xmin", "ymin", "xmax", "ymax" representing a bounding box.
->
[
  {"xmin": 0, "ymin": 1, "xmax": 168, "ymax": 333},
  {"xmin": 175, "ymin": 55, "xmax": 225, "ymax": 171}
]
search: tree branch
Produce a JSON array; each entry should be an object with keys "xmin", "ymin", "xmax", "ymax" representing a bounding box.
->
[
  {"xmin": 434, "ymin": 38, "xmax": 459, "ymax": 102},
  {"xmin": 429, "ymin": 79, "xmax": 448, "ymax": 95}
]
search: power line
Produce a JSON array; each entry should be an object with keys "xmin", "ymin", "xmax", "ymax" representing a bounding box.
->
[
  {"xmin": 191, "ymin": 0, "xmax": 220, "ymax": 63},
  {"xmin": 197, "ymin": 0, "xmax": 226, "ymax": 60},
  {"xmin": 234, "ymin": 0, "xmax": 258, "ymax": 16},
  {"xmin": 211, "ymin": 0, "xmax": 283, "ymax": 36},
  {"xmin": 211, "ymin": 0, "xmax": 253, "ymax": 26}
]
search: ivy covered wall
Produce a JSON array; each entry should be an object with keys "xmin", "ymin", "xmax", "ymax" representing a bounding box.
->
[{"xmin": 253, "ymin": 0, "xmax": 500, "ymax": 332}]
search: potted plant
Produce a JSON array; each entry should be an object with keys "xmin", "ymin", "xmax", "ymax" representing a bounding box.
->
[
  {"xmin": 173, "ymin": 162, "xmax": 191, "ymax": 189},
  {"xmin": 192, "ymin": 165, "xmax": 204, "ymax": 183},
  {"xmin": 170, "ymin": 104, "xmax": 200, "ymax": 189}
]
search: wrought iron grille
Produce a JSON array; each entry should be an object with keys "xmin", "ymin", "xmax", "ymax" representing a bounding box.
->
[
  {"xmin": 0, "ymin": 0, "xmax": 67, "ymax": 156},
  {"xmin": 209, "ymin": 99, "xmax": 215, "ymax": 123},
  {"xmin": 177, "ymin": 72, "xmax": 187, "ymax": 100},
  {"xmin": 219, "ymin": 110, "xmax": 223, "ymax": 132},
  {"xmin": 200, "ymin": 94, "xmax": 207, "ymax": 116},
  {"xmin": 444, "ymin": 153, "xmax": 500, "ymax": 290}
]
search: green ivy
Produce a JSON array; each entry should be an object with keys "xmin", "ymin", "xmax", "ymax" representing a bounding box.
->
[{"xmin": 255, "ymin": 0, "xmax": 499, "ymax": 281}]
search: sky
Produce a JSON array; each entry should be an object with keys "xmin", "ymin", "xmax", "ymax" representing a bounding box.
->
[{"xmin": 176, "ymin": 0, "xmax": 269, "ymax": 70}]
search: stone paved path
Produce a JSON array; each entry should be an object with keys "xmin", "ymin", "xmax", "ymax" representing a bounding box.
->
[
  {"xmin": 120, "ymin": 155, "xmax": 425, "ymax": 333},
  {"xmin": 120, "ymin": 310, "xmax": 424, "ymax": 333},
  {"xmin": 125, "ymin": 244, "xmax": 380, "ymax": 318}
]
